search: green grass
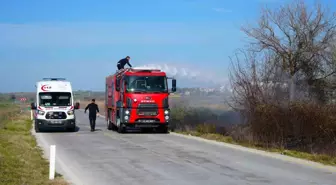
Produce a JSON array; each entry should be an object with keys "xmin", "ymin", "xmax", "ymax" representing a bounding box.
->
[
  {"xmin": 0, "ymin": 102, "xmax": 68, "ymax": 185},
  {"xmin": 176, "ymin": 130, "xmax": 336, "ymax": 166}
]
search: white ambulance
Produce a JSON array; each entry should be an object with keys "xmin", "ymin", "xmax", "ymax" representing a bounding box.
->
[{"xmin": 30, "ymin": 78, "xmax": 80, "ymax": 132}]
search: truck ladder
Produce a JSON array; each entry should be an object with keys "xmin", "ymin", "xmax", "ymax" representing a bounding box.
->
[{"xmin": 115, "ymin": 68, "xmax": 131, "ymax": 78}]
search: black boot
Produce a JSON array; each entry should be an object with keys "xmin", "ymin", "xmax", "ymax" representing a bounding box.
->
[
  {"xmin": 90, "ymin": 120, "xmax": 93, "ymax": 132},
  {"xmin": 92, "ymin": 119, "xmax": 96, "ymax": 131}
]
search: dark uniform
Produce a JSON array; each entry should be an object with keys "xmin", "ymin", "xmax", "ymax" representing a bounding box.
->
[
  {"xmin": 117, "ymin": 56, "xmax": 132, "ymax": 70},
  {"xmin": 84, "ymin": 99, "xmax": 99, "ymax": 131}
]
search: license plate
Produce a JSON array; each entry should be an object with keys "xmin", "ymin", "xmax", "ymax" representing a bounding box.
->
[
  {"xmin": 138, "ymin": 112, "xmax": 156, "ymax": 116},
  {"xmin": 50, "ymin": 120, "xmax": 62, "ymax": 124},
  {"xmin": 135, "ymin": 125, "xmax": 157, "ymax": 128},
  {"xmin": 137, "ymin": 120, "xmax": 155, "ymax": 123}
]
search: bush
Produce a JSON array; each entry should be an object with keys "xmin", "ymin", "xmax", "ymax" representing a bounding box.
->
[
  {"xmin": 170, "ymin": 105, "xmax": 234, "ymax": 135},
  {"xmin": 170, "ymin": 101, "xmax": 336, "ymax": 158},
  {"xmin": 195, "ymin": 124, "xmax": 217, "ymax": 134},
  {"xmin": 245, "ymin": 102, "xmax": 336, "ymax": 156},
  {"xmin": 0, "ymin": 103, "xmax": 20, "ymax": 129}
]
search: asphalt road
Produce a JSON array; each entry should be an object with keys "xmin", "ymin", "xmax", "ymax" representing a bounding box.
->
[{"xmin": 33, "ymin": 110, "xmax": 336, "ymax": 185}]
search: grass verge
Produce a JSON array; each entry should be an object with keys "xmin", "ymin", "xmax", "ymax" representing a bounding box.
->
[
  {"xmin": 0, "ymin": 102, "xmax": 68, "ymax": 185},
  {"xmin": 176, "ymin": 130, "xmax": 336, "ymax": 166}
]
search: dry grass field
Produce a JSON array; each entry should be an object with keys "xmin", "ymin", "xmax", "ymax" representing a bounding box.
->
[{"xmin": 0, "ymin": 102, "xmax": 68, "ymax": 185}]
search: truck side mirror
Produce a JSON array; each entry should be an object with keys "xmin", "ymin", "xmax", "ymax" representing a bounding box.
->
[
  {"xmin": 172, "ymin": 79, "xmax": 177, "ymax": 92},
  {"xmin": 74, "ymin": 102, "xmax": 80, "ymax": 109},
  {"xmin": 30, "ymin": 102, "xmax": 36, "ymax": 110}
]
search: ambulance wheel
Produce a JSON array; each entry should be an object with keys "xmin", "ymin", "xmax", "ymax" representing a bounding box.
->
[
  {"xmin": 35, "ymin": 122, "xmax": 40, "ymax": 133},
  {"xmin": 67, "ymin": 127, "xmax": 76, "ymax": 132}
]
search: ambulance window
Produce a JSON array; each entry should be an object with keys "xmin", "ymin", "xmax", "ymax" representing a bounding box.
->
[{"xmin": 39, "ymin": 92, "xmax": 72, "ymax": 106}]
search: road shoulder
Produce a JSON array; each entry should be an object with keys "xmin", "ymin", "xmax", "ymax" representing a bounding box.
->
[
  {"xmin": 88, "ymin": 109, "xmax": 336, "ymax": 172},
  {"xmin": 31, "ymin": 121, "xmax": 83, "ymax": 185}
]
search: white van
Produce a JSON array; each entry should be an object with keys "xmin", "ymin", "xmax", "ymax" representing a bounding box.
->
[{"xmin": 30, "ymin": 78, "xmax": 80, "ymax": 132}]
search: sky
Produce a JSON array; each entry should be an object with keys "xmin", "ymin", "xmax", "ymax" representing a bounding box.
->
[{"xmin": 0, "ymin": 0, "xmax": 335, "ymax": 92}]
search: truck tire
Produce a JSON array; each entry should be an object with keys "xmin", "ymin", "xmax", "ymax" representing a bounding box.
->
[
  {"xmin": 107, "ymin": 120, "xmax": 113, "ymax": 130},
  {"xmin": 117, "ymin": 124, "xmax": 125, "ymax": 133},
  {"xmin": 107, "ymin": 110, "xmax": 113, "ymax": 130},
  {"xmin": 160, "ymin": 126, "xmax": 169, "ymax": 134}
]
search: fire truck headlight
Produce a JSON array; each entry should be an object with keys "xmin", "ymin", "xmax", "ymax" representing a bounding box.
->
[
  {"xmin": 125, "ymin": 110, "xmax": 130, "ymax": 115},
  {"xmin": 37, "ymin": 110, "xmax": 45, "ymax": 115},
  {"xmin": 124, "ymin": 116, "xmax": 129, "ymax": 120},
  {"xmin": 165, "ymin": 116, "xmax": 169, "ymax": 120},
  {"xmin": 164, "ymin": 110, "xmax": 169, "ymax": 115}
]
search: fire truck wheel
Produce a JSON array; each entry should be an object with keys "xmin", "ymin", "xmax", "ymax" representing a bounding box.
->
[
  {"xmin": 117, "ymin": 124, "xmax": 125, "ymax": 133},
  {"xmin": 107, "ymin": 120, "xmax": 113, "ymax": 130},
  {"xmin": 112, "ymin": 123, "xmax": 118, "ymax": 131},
  {"xmin": 160, "ymin": 127, "xmax": 169, "ymax": 134},
  {"xmin": 156, "ymin": 126, "xmax": 168, "ymax": 133}
]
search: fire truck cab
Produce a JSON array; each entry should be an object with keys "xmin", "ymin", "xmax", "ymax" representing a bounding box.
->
[{"xmin": 105, "ymin": 67, "xmax": 177, "ymax": 133}]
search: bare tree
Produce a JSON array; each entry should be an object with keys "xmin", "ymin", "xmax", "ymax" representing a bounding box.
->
[
  {"xmin": 228, "ymin": 49, "xmax": 285, "ymax": 115},
  {"xmin": 241, "ymin": 0, "xmax": 336, "ymax": 102},
  {"xmin": 227, "ymin": 0, "xmax": 336, "ymax": 153}
]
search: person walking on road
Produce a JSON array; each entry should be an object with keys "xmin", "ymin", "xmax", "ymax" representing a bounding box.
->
[
  {"xmin": 117, "ymin": 56, "xmax": 132, "ymax": 70},
  {"xmin": 84, "ymin": 99, "xmax": 99, "ymax": 132}
]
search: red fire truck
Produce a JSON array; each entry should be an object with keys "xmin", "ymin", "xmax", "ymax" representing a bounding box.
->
[{"xmin": 105, "ymin": 67, "xmax": 177, "ymax": 133}]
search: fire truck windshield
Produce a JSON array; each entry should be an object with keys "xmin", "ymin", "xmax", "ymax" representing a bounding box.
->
[
  {"xmin": 125, "ymin": 75, "xmax": 168, "ymax": 93},
  {"xmin": 38, "ymin": 92, "xmax": 72, "ymax": 106}
]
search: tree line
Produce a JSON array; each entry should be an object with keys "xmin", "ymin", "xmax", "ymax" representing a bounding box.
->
[{"xmin": 228, "ymin": 0, "xmax": 336, "ymax": 156}]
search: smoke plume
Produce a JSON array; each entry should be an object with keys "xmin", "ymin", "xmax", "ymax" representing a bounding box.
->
[{"xmin": 137, "ymin": 63, "xmax": 229, "ymax": 87}]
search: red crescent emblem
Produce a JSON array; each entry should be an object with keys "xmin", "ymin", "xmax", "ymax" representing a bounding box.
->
[{"xmin": 41, "ymin": 85, "xmax": 50, "ymax": 91}]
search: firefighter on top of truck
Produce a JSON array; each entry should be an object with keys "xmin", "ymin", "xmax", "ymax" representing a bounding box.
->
[{"xmin": 117, "ymin": 56, "xmax": 132, "ymax": 70}]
